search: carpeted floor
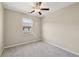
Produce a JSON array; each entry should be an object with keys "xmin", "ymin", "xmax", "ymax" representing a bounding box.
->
[{"xmin": 1, "ymin": 41, "xmax": 78, "ymax": 57}]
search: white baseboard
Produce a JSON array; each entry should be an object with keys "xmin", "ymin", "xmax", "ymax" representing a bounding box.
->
[
  {"xmin": 0, "ymin": 48, "xmax": 4, "ymax": 56},
  {"xmin": 44, "ymin": 40, "xmax": 79, "ymax": 56},
  {"xmin": 4, "ymin": 39, "xmax": 41, "ymax": 49}
]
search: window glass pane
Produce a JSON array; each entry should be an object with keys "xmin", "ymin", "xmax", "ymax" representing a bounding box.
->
[{"xmin": 22, "ymin": 18, "xmax": 33, "ymax": 33}]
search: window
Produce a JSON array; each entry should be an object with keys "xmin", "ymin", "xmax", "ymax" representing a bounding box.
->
[{"xmin": 22, "ymin": 18, "xmax": 33, "ymax": 33}]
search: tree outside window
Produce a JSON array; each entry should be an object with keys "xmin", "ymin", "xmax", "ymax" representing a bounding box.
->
[{"xmin": 22, "ymin": 18, "xmax": 33, "ymax": 33}]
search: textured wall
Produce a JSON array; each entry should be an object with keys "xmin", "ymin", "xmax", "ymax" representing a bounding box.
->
[
  {"xmin": 42, "ymin": 3, "xmax": 79, "ymax": 54},
  {"xmin": 0, "ymin": 3, "xmax": 4, "ymax": 55},
  {"xmin": 4, "ymin": 9, "xmax": 41, "ymax": 47}
]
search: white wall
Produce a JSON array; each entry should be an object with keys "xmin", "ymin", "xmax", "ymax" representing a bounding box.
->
[
  {"xmin": 0, "ymin": 3, "xmax": 4, "ymax": 55},
  {"xmin": 4, "ymin": 9, "xmax": 41, "ymax": 48},
  {"xmin": 42, "ymin": 3, "xmax": 79, "ymax": 55}
]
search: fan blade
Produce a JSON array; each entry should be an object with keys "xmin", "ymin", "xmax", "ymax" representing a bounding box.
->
[
  {"xmin": 36, "ymin": 2, "xmax": 42, "ymax": 6},
  {"xmin": 41, "ymin": 8, "xmax": 49, "ymax": 10},
  {"xmin": 39, "ymin": 2, "xmax": 42, "ymax": 6},
  {"xmin": 30, "ymin": 10, "xmax": 35, "ymax": 13},
  {"xmin": 38, "ymin": 12, "xmax": 42, "ymax": 15}
]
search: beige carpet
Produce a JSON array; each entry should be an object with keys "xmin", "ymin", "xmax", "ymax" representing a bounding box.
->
[{"xmin": 1, "ymin": 41, "xmax": 78, "ymax": 57}]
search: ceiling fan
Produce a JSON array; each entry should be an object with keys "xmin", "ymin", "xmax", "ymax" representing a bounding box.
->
[{"xmin": 29, "ymin": 2, "xmax": 50, "ymax": 15}]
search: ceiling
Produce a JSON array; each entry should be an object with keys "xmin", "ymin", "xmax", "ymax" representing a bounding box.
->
[{"xmin": 2, "ymin": 2, "xmax": 75, "ymax": 17}]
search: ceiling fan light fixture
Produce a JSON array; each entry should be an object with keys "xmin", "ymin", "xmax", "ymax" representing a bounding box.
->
[
  {"xmin": 30, "ymin": 2, "xmax": 50, "ymax": 15},
  {"xmin": 32, "ymin": 6, "xmax": 41, "ymax": 12},
  {"xmin": 35, "ymin": 9, "xmax": 40, "ymax": 12}
]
